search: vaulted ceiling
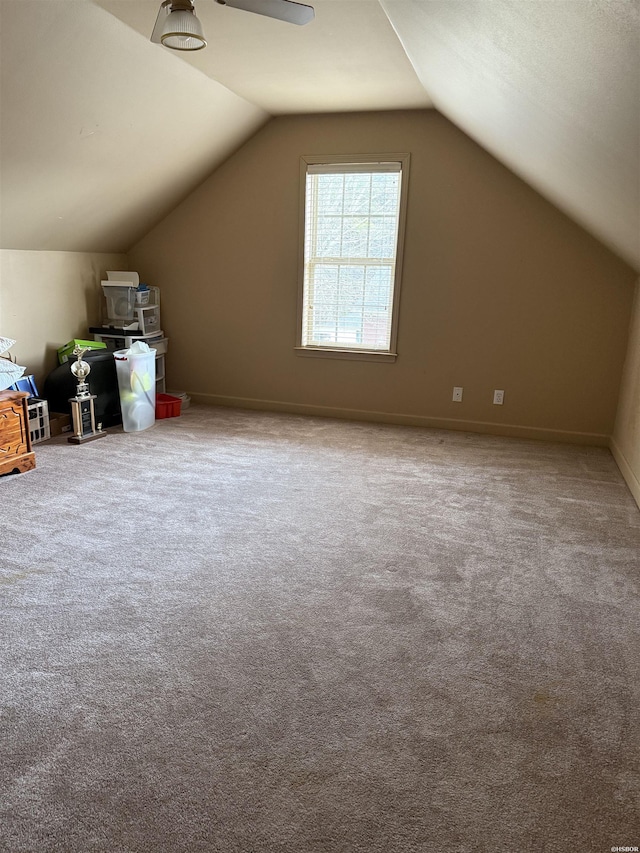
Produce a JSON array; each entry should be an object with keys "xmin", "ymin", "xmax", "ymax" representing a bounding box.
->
[{"xmin": 1, "ymin": 0, "xmax": 638, "ymax": 271}]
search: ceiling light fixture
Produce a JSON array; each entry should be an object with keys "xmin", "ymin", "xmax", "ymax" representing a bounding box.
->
[
  {"xmin": 153, "ymin": 0, "xmax": 207, "ymax": 51},
  {"xmin": 151, "ymin": 0, "xmax": 314, "ymax": 49}
]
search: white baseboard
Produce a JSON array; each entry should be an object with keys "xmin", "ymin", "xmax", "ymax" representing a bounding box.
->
[
  {"xmin": 610, "ymin": 437, "xmax": 640, "ymax": 510},
  {"xmin": 186, "ymin": 392, "xmax": 610, "ymax": 447}
]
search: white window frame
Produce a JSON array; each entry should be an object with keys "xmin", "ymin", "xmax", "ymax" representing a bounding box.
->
[{"xmin": 295, "ymin": 153, "xmax": 410, "ymax": 363}]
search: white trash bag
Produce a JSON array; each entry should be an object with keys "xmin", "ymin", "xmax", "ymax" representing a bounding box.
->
[{"xmin": 114, "ymin": 342, "xmax": 156, "ymax": 432}]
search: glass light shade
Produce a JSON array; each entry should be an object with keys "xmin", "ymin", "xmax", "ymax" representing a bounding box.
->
[{"xmin": 161, "ymin": 9, "xmax": 207, "ymax": 50}]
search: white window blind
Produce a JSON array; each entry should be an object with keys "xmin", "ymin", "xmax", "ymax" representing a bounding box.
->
[{"xmin": 300, "ymin": 160, "xmax": 405, "ymax": 354}]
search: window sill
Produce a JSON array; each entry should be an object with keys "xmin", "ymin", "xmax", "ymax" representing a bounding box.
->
[{"xmin": 294, "ymin": 346, "xmax": 397, "ymax": 363}]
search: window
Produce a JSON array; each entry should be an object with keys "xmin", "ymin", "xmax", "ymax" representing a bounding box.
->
[{"xmin": 297, "ymin": 155, "xmax": 410, "ymax": 361}]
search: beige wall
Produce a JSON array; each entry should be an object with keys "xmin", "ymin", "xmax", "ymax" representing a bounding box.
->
[
  {"xmin": 612, "ymin": 280, "xmax": 640, "ymax": 507},
  {"xmin": 0, "ymin": 249, "xmax": 128, "ymax": 390},
  {"xmin": 129, "ymin": 110, "xmax": 637, "ymax": 443}
]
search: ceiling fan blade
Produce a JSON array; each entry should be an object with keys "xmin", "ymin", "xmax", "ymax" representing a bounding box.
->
[{"xmin": 217, "ymin": 0, "xmax": 314, "ymax": 26}]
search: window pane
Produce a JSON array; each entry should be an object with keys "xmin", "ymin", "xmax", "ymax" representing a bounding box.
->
[
  {"xmin": 370, "ymin": 173, "xmax": 400, "ymax": 215},
  {"xmin": 316, "ymin": 174, "xmax": 344, "ymax": 215},
  {"xmin": 315, "ymin": 216, "xmax": 342, "ymax": 257},
  {"xmin": 368, "ymin": 216, "xmax": 398, "ymax": 258},
  {"xmin": 343, "ymin": 174, "xmax": 371, "ymax": 214},
  {"xmin": 364, "ymin": 266, "xmax": 392, "ymax": 308},
  {"xmin": 341, "ymin": 216, "xmax": 369, "ymax": 257}
]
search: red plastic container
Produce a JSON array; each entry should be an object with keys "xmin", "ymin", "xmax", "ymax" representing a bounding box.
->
[{"xmin": 155, "ymin": 393, "xmax": 182, "ymax": 419}]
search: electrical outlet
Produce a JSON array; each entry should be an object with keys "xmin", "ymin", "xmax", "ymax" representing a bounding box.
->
[
  {"xmin": 493, "ymin": 389, "xmax": 505, "ymax": 405},
  {"xmin": 452, "ymin": 387, "xmax": 463, "ymax": 402}
]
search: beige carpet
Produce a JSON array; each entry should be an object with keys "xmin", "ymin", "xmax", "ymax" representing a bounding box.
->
[{"xmin": 1, "ymin": 405, "xmax": 639, "ymax": 852}]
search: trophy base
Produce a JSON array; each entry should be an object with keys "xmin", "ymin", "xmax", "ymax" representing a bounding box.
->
[{"xmin": 68, "ymin": 431, "xmax": 107, "ymax": 444}]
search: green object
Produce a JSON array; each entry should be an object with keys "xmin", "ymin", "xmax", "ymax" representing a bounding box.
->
[{"xmin": 57, "ymin": 339, "xmax": 107, "ymax": 364}]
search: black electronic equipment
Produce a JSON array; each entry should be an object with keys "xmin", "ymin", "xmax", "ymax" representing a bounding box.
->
[{"xmin": 43, "ymin": 350, "xmax": 122, "ymax": 428}]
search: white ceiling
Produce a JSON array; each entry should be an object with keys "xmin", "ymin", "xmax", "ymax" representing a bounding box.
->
[
  {"xmin": 1, "ymin": 0, "xmax": 638, "ymax": 271},
  {"xmin": 95, "ymin": 0, "xmax": 432, "ymax": 114}
]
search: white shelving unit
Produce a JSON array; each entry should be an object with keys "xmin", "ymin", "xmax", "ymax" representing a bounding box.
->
[{"xmin": 91, "ymin": 283, "xmax": 167, "ymax": 393}]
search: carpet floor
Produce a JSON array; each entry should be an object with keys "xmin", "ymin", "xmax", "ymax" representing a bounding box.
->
[{"xmin": 1, "ymin": 405, "xmax": 639, "ymax": 852}]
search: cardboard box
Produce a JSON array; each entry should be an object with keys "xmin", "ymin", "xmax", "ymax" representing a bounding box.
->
[{"xmin": 48, "ymin": 412, "xmax": 72, "ymax": 437}]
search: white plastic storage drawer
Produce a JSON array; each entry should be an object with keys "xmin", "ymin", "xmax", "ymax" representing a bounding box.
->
[
  {"xmin": 135, "ymin": 305, "xmax": 161, "ymax": 335},
  {"xmin": 149, "ymin": 336, "xmax": 168, "ymax": 356},
  {"xmin": 155, "ymin": 353, "xmax": 165, "ymax": 383},
  {"xmin": 101, "ymin": 282, "xmax": 136, "ymax": 324},
  {"xmin": 91, "ymin": 330, "xmax": 164, "ymax": 351}
]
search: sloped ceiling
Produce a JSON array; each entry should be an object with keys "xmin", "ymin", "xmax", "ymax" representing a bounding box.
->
[
  {"xmin": 0, "ymin": 0, "xmax": 268, "ymax": 253},
  {"xmin": 0, "ymin": 0, "xmax": 638, "ymax": 271},
  {"xmin": 381, "ymin": 0, "xmax": 639, "ymax": 271}
]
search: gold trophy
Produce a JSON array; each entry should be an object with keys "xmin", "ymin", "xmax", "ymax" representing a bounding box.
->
[{"xmin": 68, "ymin": 346, "xmax": 106, "ymax": 444}]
